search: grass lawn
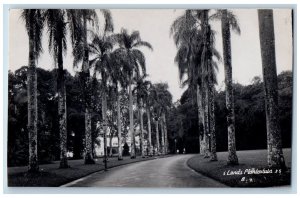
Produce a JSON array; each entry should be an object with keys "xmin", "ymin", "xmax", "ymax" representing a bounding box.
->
[
  {"xmin": 187, "ymin": 148, "xmax": 291, "ymax": 187},
  {"xmin": 7, "ymin": 155, "xmax": 169, "ymax": 187}
]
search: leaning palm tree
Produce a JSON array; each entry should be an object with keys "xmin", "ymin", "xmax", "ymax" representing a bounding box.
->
[
  {"xmin": 69, "ymin": 9, "xmax": 113, "ymax": 164},
  {"xmin": 257, "ymin": 9, "xmax": 286, "ymax": 169},
  {"xmin": 114, "ymin": 28, "xmax": 153, "ymax": 158},
  {"xmin": 21, "ymin": 9, "xmax": 44, "ymax": 173},
  {"xmin": 211, "ymin": 9, "xmax": 240, "ymax": 165},
  {"xmin": 44, "ymin": 9, "xmax": 70, "ymax": 168}
]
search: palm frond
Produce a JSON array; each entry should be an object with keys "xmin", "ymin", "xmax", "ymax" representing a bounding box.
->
[
  {"xmin": 132, "ymin": 41, "xmax": 153, "ymax": 51},
  {"xmin": 99, "ymin": 9, "xmax": 114, "ymax": 32},
  {"xmin": 21, "ymin": 9, "xmax": 45, "ymax": 59}
]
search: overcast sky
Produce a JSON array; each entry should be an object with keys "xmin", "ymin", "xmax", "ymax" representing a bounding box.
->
[{"xmin": 9, "ymin": 9, "xmax": 292, "ymax": 102}]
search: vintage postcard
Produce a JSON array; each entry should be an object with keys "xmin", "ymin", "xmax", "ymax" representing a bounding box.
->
[{"xmin": 7, "ymin": 7, "xmax": 294, "ymax": 189}]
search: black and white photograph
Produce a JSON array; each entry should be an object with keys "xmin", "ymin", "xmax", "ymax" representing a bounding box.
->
[{"xmin": 6, "ymin": 7, "xmax": 294, "ymax": 189}]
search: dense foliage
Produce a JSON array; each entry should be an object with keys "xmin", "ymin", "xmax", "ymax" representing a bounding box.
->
[
  {"xmin": 167, "ymin": 71, "xmax": 293, "ymax": 154},
  {"xmin": 7, "ymin": 67, "xmax": 170, "ymax": 166}
]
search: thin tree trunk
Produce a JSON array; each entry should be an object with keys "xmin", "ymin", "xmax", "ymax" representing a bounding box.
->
[
  {"xmin": 83, "ymin": 17, "xmax": 95, "ymax": 164},
  {"xmin": 258, "ymin": 9, "xmax": 286, "ymax": 169},
  {"xmin": 27, "ymin": 33, "xmax": 39, "ymax": 172},
  {"xmin": 203, "ymin": 83, "xmax": 210, "ymax": 158},
  {"xmin": 200, "ymin": 9, "xmax": 211, "ymax": 159},
  {"xmin": 146, "ymin": 107, "xmax": 152, "ymax": 156},
  {"xmin": 84, "ymin": 108, "xmax": 94, "ymax": 164},
  {"xmin": 197, "ymin": 84, "xmax": 205, "ymax": 155},
  {"xmin": 117, "ymin": 93, "xmax": 123, "ymax": 160},
  {"xmin": 129, "ymin": 79, "xmax": 136, "ymax": 158},
  {"xmin": 139, "ymin": 99, "xmax": 145, "ymax": 158},
  {"xmin": 162, "ymin": 112, "xmax": 168, "ymax": 155},
  {"xmin": 57, "ymin": 39, "xmax": 69, "ymax": 168},
  {"xmin": 102, "ymin": 93, "xmax": 108, "ymax": 161},
  {"xmin": 109, "ymin": 133, "xmax": 113, "ymax": 157},
  {"xmin": 221, "ymin": 11, "xmax": 239, "ymax": 165},
  {"xmin": 209, "ymin": 85, "xmax": 217, "ymax": 161},
  {"xmin": 155, "ymin": 118, "xmax": 160, "ymax": 155},
  {"xmin": 160, "ymin": 118, "xmax": 165, "ymax": 155}
]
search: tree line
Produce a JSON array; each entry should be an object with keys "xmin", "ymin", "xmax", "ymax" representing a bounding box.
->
[
  {"xmin": 8, "ymin": 67, "xmax": 172, "ymax": 166},
  {"xmin": 170, "ymin": 9, "xmax": 291, "ymax": 169},
  {"xmin": 11, "ymin": 9, "xmax": 172, "ymax": 172},
  {"xmin": 166, "ymin": 71, "xmax": 292, "ymax": 155}
]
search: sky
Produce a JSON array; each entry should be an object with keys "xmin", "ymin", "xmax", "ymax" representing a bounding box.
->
[{"xmin": 9, "ymin": 9, "xmax": 293, "ymax": 102}]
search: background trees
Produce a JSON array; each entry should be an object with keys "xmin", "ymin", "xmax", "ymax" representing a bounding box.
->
[{"xmin": 166, "ymin": 72, "xmax": 292, "ymax": 155}]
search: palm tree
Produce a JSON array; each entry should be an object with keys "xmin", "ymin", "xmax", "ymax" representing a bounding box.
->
[
  {"xmin": 110, "ymin": 47, "xmax": 129, "ymax": 160},
  {"xmin": 155, "ymin": 116, "xmax": 160, "ymax": 155},
  {"xmin": 148, "ymin": 86, "xmax": 159, "ymax": 155},
  {"xmin": 212, "ymin": 9, "xmax": 240, "ymax": 165},
  {"xmin": 258, "ymin": 9, "xmax": 286, "ymax": 169},
  {"xmin": 133, "ymin": 74, "xmax": 151, "ymax": 158},
  {"xmin": 208, "ymin": 67, "xmax": 218, "ymax": 161},
  {"xmin": 21, "ymin": 9, "xmax": 44, "ymax": 173},
  {"xmin": 171, "ymin": 9, "xmax": 220, "ymax": 159},
  {"xmin": 88, "ymin": 31, "xmax": 115, "ymax": 162},
  {"xmin": 171, "ymin": 10, "xmax": 206, "ymax": 156},
  {"xmin": 114, "ymin": 29, "xmax": 153, "ymax": 158},
  {"xmin": 145, "ymin": 83, "xmax": 154, "ymax": 156},
  {"xmin": 44, "ymin": 9, "xmax": 70, "ymax": 168},
  {"xmin": 152, "ymin": 83, "xmax": 172, "ymax": 155},
  {"xmin": 69, "ymin": 9, "xmax": 113, "ymax": 164},
  {"xmin": 162, "ymin": 112, "xmax": 169, "ymax": 154},
  {"xmin": 160, "ymin": 118, "xmax": 165, "ymax": 154},
  {"xmin": 199, "ymin": 10, "xmax": 212, "ymax": 159}
]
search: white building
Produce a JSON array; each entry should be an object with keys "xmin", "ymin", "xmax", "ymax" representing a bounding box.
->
[{"xmin": 94, "ymin": 130, "xmax": 148, "ymax": 157}]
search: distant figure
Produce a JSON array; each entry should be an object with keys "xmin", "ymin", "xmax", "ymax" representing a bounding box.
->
[
  {"xmin": 183, "ymin": 148, "xmax": 186, "ymax": 154},
  {"xmin": 122, "ymin": 143, "xmax": 130, "ymax": 156},
  {"xmin": 176, "ymin": 149, "xmax": 179, "ymax": 154}
]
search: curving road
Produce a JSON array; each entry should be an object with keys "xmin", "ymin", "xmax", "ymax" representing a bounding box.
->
[{"xmin": 63, "ymin": 155, "xmax": 226, "ymax": 187}]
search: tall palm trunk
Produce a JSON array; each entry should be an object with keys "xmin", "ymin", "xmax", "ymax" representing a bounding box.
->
[
  {"xmin": 102, "ymin": 93, "xmax": 108, "ymax": 160},
  {"xmin": 197, "ymin": 84, "xmax": 205, "ymax": 155},
  {"xmin": 221, "ymin": 10, "xmax": 239, "ymax": 165},
  {"xmin": 27, "ymin": 28, "xmax": 38, "ymax": 173},
  {"xmin": 57, "ymin": 38, "xmax": 69, "ymax": 168},
  {"xmin": 117, "ymin": 92, "xmax": 123, "ymax": 160},
  {"xmin": 209, "ymin": 84, "xmax": 217, "ymax": 161},
  {"xmin": 83, "ymin": 17, "xmax": 94, "ymax": 164},
  {"xmin": 109, "ymin": 133, "xmax": 113, "ymax": 157},
  {"xmin": 155, "ymin": 118, "xmax": 160, "ymax": 155},
  {"xmin": 258, "ymin": 9, "xmax": 286, "ymax": 169},
  {"xmin": 160, "ymin": 118, "xmax": 165, "ymax": 155},
  {"xmin": 162, "ymin": 112, "xmax": 168, "ymax": 154},
  {"xmin": 201, "ymin": 10, "xmax": 211, "ymax": 159},
  {"xmin": 139, "ymin": 99, "xmax": 145, "ymax": 157},
  {"xmin": 146, "ymin": 107, "xmax": 152, "ymax": 156},
  {"xmin": 129, "ymin": 78, "xmax": 136, "ymax": 158},
  {"xmin": 203, "ymin": 83, "xmax": 210, "ymax": 158}
]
